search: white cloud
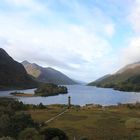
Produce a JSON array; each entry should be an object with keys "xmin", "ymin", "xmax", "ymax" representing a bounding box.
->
[
  {"xmin": 120, "ymin": 36, "xmax": 140, "ymax": 65},
  {"xmin": 120, "ymin": 0, "xmax": 140, "ymax": 66},
  {"xmin": 0, "ymin": 0, "xmax": 117, "ymax": 82},
  {"xmin": 129, "ymin": 0, "xmax": 140, "ymax": 33},
  {"xmin": 59, "ymin": 0, "xmax": 116, "ymax": 38},
  {"xmin": 4, "ymin": 0, "xmax": 46, "ymax": 12},
  {"xmin": 104, "ymin": 23, "xmax": 115, "ymax": 37},
  {"xmin": 1, "ymin": 20, "xmax": 111, "ymax": 67}
]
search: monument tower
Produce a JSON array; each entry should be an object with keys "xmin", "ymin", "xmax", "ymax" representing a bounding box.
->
[{"xmin": 68, "ymin": 96, "xmax": 71, "ymax": 109}]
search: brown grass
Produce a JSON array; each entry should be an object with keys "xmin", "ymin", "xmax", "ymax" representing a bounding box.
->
[
  {"xmin": 29, "ymin": 106, "xmax": 140, "ymax": 140},
  {"xmin": 13, "ymin": 93, "xmax": 34, "ymax": 97}
]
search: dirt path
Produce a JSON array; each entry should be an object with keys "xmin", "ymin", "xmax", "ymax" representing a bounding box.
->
[{"xmin": 45, "ymin": 109, "xmax": 68, "ymax": 124}]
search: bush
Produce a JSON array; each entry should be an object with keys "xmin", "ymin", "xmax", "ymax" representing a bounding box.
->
[
  {"xmin": 40, "ymin": 128, "xmax": 68, "ymax": 140},
  {"xmin": 18, "ymin": 128, "xmax": 42, "ymax": 140},
  {"xmin": 38, "ymin": 103, "xmax": 46, "ymax": 109},
  {"xmin": 0, "ymin": 114, "xmax": 11, "ymax": 137},
  {"xmin": 10, "ymin": 112, "xmax": 39, "ymax": 137},
  {"xmin": 79, "ymin": 136, "xmax": 89, "ymax": 140},
  {"xmin": 125, "ymin": 118, "xmax": 140, "ymax": 129},
  {"xmin": 0, "ymin": 137, "xmax": 15, "ymax": 140}
]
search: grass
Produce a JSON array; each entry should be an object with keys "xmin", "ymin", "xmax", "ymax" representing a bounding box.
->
[
  {"xmin": 29, "ymin": 105, "xmax": 140, "ymax": 140},
  {"xmin": 12, "ymin": 93, "xmax": 34, "ymax": 97}
]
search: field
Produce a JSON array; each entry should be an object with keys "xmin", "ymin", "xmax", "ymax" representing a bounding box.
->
[{"xmin": 29, "ymin": 105, "xmax": 140, "ymax": 140}]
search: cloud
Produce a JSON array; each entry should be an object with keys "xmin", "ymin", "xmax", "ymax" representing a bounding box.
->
[
  {"xmin": 4, "ymin": 0, "xmax": 47, "ymax": 12},
  {"xmin": 58, "ymin": 0, "xmax": 116, "ymax": 38},
  {"xmin": 120, "ymin": 36, "xmax": 140, "ymax": 65},
  {"xmin": 0, "ymin": 0, "xmax": 119, "ymax": 81},
  {"xmin": 1, "ymin": 22, "xmax": 111, "ymax": 69},
  {"xmin": 120, "ymin": 0, "xmax": 140, "ymax": 66},
  {"xmin": 104, "ymin": 23, "xmax": 115, "ymax": 37},
  {"xmin": 129, "ymin": 0, "xmax": 140, "ymax": 33}
]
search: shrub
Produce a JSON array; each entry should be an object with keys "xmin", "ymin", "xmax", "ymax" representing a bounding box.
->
[
  {"xmin": 0, "ymin": 137, "xmax": 15, "ymax": 140},
  {"xmin": 18, "ymin": 128, "xmax": 42, "ymax": 140},
  {"xmin": 10, "ymin": 112, "xmax": 39, "ymax": 137},
  {"xmin": 79, "ymin": 136, "xmax": 89, "ymax": 140},
  {"xmin": 40, "ymin": 128, "xmax": 68, "ymax": 140},
  {"xmin": 125, "ymin": 118, "xmax": 140, "ymax": 129}
]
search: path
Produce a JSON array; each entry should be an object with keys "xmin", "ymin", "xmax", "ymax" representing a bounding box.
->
[{"xmin": 45, "ymin": 109, "xmax": 68, "ymax": 124}]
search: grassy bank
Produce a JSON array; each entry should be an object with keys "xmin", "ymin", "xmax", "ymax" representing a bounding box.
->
[
  {"xmin": 1, "ymin": 97, "xmax": 140, "ymax": 140},
  {"xmin": 29, "ymin": 104, "xmax": 140, "ymax": 140}
]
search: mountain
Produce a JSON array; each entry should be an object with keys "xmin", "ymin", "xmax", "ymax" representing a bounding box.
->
[
  {"xmin": 116, "ymin": 62, "xmax": 140, "ymax": 74},
  {"xmin": 88, "ymin": 62, "xmax": 140, "ymax": 92},
  {"xmin": 0, "ymin": 48, "xmax": 38, "ymax": 90},
  {"xmin": 74, "ymin": 80, "xmax": 87, "ymax": 85},
  {"xmin": 93, "ymin": 74, "xmax": 111, "ymax": 83},
  {"xmin": 22, "ymin": 61, "xmax": 77, "ymax": 85}
]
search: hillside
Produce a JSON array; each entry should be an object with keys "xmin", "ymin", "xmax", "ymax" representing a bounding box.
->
[
  {"xmin": 0, "ymin": 48, "xmax": 38, "ymax": 90},
  {"xmin": 88, "ymin": 62, "xmax": 140, "ymax": 92},
  {"xmin": 116, "ymin": 62, "xmax": 140, "ymax": 74},
  {"xmin": 93, "ymin": 74, "xmax": 111, "ymax": 83},
  {"xmin": 22, "ymin": 61, "xmax": 77, "ymax": 85}
]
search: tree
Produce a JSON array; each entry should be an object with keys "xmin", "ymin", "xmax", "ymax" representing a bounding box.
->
[
  {"xmin": 40, "ymin": 128, "xmax": 68, "ymax": 140},
  {"xmin": 0, "ymin": 114, "xmax": 11, "ymax": 137},
  {"xmin": 10, "ymin": 112, "xmax": 39, "ymax": 137},
  {"xmin": 18, "ymin": 128, "xmax": 42, "ymax": 140},
  {"xmin": 38, "ymin": 103, "xmax": 46, "ymax": 109}
]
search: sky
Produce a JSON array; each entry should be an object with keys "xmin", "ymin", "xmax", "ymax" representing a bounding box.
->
[{"xmin": 0, "ymin": 0, "xmax": 140, "ymax": 82}]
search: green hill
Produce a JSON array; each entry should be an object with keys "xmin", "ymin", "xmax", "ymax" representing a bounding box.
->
[{"xmin": 88, "ymin": 62, "xmax": 140, "ymax": 92}]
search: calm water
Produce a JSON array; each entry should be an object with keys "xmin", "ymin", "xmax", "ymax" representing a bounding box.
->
[{"xmin": 1, "ymin": 85, "xmax": 140, "ymax": 106}]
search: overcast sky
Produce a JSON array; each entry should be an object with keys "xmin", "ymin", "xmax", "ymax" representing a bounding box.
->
[{"xmin": 0, "ymin": 0, "xmax": 140, "ymax": 82}]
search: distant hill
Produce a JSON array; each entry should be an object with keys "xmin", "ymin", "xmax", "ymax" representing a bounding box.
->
[
  {"xmin": 88, "ymin": 62, "xmax": 140, "ymax": 92},
  {"xmin": 0, "ymin": 48, "xmax": 38, "ymax": 90},
  {"xmin": 93, "ymin": 74, "xmax": 111, "ymax": 83},
  {"xmin": 116, "ymin": 62, "xmax": 140, "ymax": 74},
  {"xmin": 74, "ymin": 80, "xmax": 87, "ymax": 85},
  {"xmin": 22, "ymin": 61, "xmax": 77, "ymax": 85}
]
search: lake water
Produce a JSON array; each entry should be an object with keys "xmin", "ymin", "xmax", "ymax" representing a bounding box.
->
[{"xmin": 1, "ymin": 85, "xmax": 140, "ymax": 106}]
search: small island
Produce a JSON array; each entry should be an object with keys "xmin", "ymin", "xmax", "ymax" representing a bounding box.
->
[
  {"xmin": 34, "ymin": 83, "xmax": 68, "ymax": 97},
  {"xmin": 11, "ymin": 83, "xmax": 68, "ymax": 97}
]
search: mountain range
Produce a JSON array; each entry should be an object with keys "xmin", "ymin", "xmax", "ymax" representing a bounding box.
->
[
  {"xmin": 22, "ymin": 61, "xmax": 76, "ymax": 85},
  {"xmin": 0, "ymin": 48, "xmax": 38, "ymax": 90},
  {"xmin": 0, "ymin": 48, "xmax": 77, "ymax": 90},
  {"xmin": 88, "ymin": 62, "xmax": 140, "ymax": 92},
  {"xmin": 3, "ymin": 46, "xmax": 140, "ymax": 92}
]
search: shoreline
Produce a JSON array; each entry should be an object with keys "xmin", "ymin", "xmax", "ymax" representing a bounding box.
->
[{"xmin": 88, "ymin": 85, "xmax": 140, "ymax": 93}]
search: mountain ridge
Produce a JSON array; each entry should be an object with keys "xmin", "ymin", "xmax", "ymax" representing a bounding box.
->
[
  {"xmin": 22, "ymin": 61, "xmax": 77, "ymax": 85},
  {"xmin": 116, "ymin": 62, "xmax": 140, "ymax": 74},
  {"xmin": 0, "ymin": 48, "xmax": 38, "ymax": 90},
  {"xmin": 88, "ymin": 61, "xmax": 140, "ymax": 92}
]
